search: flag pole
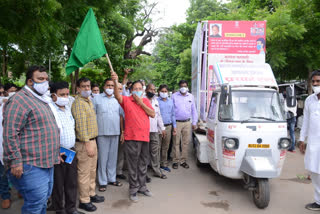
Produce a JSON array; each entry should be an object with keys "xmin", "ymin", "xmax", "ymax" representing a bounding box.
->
[{"xmin": 105, "ymin": 53, "xmax": 114, "ymax": 73}]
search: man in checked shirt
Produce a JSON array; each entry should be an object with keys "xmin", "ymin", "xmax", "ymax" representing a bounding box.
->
[{"xmin": 3, "ymin": 65, "xmax": 60, "ymax": 214}]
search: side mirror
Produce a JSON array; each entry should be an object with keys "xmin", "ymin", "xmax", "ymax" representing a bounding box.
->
[
  {"xmin": 286, "ymin": 85, "xmax": 296, "ymax": 107},
  {"xmin": 227, "ymin": 85, "xmax": 232, "ymax": 105},
  {"xmin": 221, "ymin": 84, "xmax": 228, "ymax": 105},
  {"xmin": 221, "ymin": 84, "xmax": 232, "ymax": 105}
]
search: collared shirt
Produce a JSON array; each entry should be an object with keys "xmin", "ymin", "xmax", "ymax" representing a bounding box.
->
[
  {"xmin": 300, "ymin": 94, "xmax": 320, "ymax": 141},
  {"xmin": 146, "ymin": 96, "xmax": 165, "ymax": 133},
  {"xmin": 122, "ymin": 85, "xmax": 130, "ymax": 96},
  {"xmin": 172, "ymin": 92, "xmax": 198, "ymax": 125},
  {"xmin": 157, "ymin": 97, "xmax": 176, "ymax": 128},
  {"xmin": 120, "ymin": 96, "xmax": 153, "ymax": 142},
  {"xmin": 3, "ymin": 87, "xmax": 60, "ymax": 168},
  {"xmin": 92, "ymin": 93, "xmax": 124, "ymax": 136},
  {"xmin": 54, "ymin": 104, "xmax": 76, "ymax": 149},
  {"xmin": 71, "ymin": 95, "xmax": 98, "ymax": 142}
]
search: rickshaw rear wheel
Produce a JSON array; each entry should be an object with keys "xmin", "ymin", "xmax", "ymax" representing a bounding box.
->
[{"xmin": 252, "ymin": 178, "xmax": 270, "ymax": 209}]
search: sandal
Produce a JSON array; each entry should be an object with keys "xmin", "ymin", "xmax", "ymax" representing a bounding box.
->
[
  {"xmin": 108, "ymin": 181, "xmax": 123, "ymax": 187},
  {"xmin": 155, "ymin": 174, "xmax": 167, "ymax": 179},
  {"xmin": 99, "ymin": 185, "xmax": 107, "ymax": 192}
]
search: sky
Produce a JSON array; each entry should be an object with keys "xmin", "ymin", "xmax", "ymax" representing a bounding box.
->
[
  {"xmin": 149, "ymin": 0, "xmax": 190, "ymax": 28},
  {"xmin": 140, "ymin": 0, "xmax": 190, "ymax": 52}
]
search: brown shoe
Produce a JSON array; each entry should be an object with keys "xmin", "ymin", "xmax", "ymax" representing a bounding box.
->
[{"xmin": 1, "ymin": 199, "xmax": 11, "ymax": 209}]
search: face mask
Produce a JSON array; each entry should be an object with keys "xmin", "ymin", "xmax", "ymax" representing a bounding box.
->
[
  {"xmin": 146, "ymin": 91, "xmax": 155, "ymax": 98},
  {"xmin": 257, "ymin": 44, "xmax": 262, "ymax": 50},
  {"xmin": 105, "ymin": 88, "xmax": 114, "ymax": 96},
  {"xmin": 132, "ymin": 91, "xmax": 143, "ymax": 97},
  {"xmin": 8, "ymin": 92, "xmax": 16, "ymax": 98},
  {"xmin": 160, "ymin": 92, "xmax": 168, "ymax": 99},
  {"xmin": 81, "ymin": 90, "xmax": 91, "ymax": 98},
  {"xmin": 91, "ymin": 93, "xmax": 99, "ymax": 97},
  {"xmin": 55, "ymin": 96, "xmax": 69, "ymax": 107},
  {"xmin": 33, "ymin": 80, "xmax": 49, "ymax": 95},
  {"xmin": 45, "ymin": 90, "xmax": 51, "ymax": 97},
  {"xmin": 312, "ymin": 86, "xmax": 320, "ymax": 95},
  {"xmin": 180, "ymin": 87, "xmax": 188, "ymax": 94},
  {"xmin": 143, "ymin": 86, "xmax": 146, "ymax": 91}
]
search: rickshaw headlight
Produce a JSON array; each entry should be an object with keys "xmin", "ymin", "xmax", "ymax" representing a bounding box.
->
[
  {"xmin": 224, "ymin": 138, "xmax": 239, "ymax": 150},
  {"xmin": 279, "ymin": 138, "xmax": 291, "ymax": 150}
]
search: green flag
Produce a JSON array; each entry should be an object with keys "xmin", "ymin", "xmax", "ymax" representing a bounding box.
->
[{"xmin": 66, "ymin": 8, "xmax": 107, "ymax": 75}]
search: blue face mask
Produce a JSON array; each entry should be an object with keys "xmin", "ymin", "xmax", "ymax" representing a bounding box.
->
[
  {"xmin": 257, "ymin": 44, "xmax": 262, "ymax": 50},
  {"xmin": 132, "ymin": 91, "xmax": 143, "ymax": 97}
]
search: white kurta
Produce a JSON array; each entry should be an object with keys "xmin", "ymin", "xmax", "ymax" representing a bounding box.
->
[{"xmin": 300, "ymin": 94, "xmax": 320, "ymax": 173}]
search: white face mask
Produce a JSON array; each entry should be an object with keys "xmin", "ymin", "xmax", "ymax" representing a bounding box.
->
[
  {"xmin": 45, "ymin": 90, "xmax": 51, "ymax": 97},
  {"xmin": 8, "ymin": 92, "xmax": 16, "ymax": 98},
  {"xmin": 81, "ymin": 90, "xmax": 91, "ymax": 98},
  {"xmin": 179, "ymin": 87, "xmax": 188, "ymax": 94},
  {"xmin": 160, "ymin": 92, "xmax": 168, "ymax": 99},
  {"xmin": 33, "ymin": 80, "xmax": 49, "ymax": 95},
  {"xmin": 312, "ymin": 86, "xmax": 320, "ymax": 95},
  {"xmin": 105, "ymin": 88, "xmax": 114, "ymax": 96},
  {"xmin": 55, "ymin": 96, "xmax": 69, "ymax": 107},
  {"xmin": 91, "ymin": 93, "xmax": 99, "ymax": 97}
]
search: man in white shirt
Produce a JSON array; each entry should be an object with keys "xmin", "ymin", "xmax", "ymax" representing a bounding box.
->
[
  {"xmin": 145, "ymin": 84, "xmax": 167, "ymax": 180},
  {"xmin": 50, "ymin": 82, "xmax": 84, "ymax": 214},
  {"xmin": 299, "ymin": 70, "xmax": 320, "ymax": 211}
]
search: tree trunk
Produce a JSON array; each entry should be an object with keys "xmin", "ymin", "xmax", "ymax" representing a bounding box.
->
[{"xmin": 2, "ymin": 49, "xmax": 7, "ymax": 79}]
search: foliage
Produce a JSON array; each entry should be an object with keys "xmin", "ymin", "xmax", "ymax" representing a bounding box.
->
[{"xmin": 0, "ymin": 0, "xmax": 157, "ymax": 91}]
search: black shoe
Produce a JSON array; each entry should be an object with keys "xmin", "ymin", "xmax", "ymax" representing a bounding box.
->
[
  {"xmin": 90, "ymin": 195, "xmax": 105, "ymax": 203},
  {"xmin": 116, "ymin": 174, "xmax": 127, "ymax": 180},
  {"xmin": 69, "ymin": 211, "xmax": 85, "ymax": 214},
  {"xmin": 79, "ymin": 202, "xmax": 97, "ymax": 212},
  {"xmin": 180, "ymin": 162, "xmax": 189, "ymax": 169},
  {"xmin": 146, "ymin": 176, "xmax": 152, "ymax": 183},
  {"xmin": 305, "ymin": 202, "xmax": 320, "ymax": 211},
  {"xmin": 172, "ymin": 163, "xmax": 178, "ymax": 169}
]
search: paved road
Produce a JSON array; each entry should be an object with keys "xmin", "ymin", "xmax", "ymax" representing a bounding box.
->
[{"xmin": 2, "ymin": 144, "xmax": 313, "ymax": 214}]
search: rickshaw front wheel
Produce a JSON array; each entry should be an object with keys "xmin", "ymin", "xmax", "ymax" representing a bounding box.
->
[{"xmin": 252, "ymin": 178, "xmax": 270, "ymax": 209}]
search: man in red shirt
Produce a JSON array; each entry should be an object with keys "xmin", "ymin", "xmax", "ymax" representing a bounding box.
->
[{"xmin": 111, "ymin": 72, "xmax": 155, "ymax": 203}]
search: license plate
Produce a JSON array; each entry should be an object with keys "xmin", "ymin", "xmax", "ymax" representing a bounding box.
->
[{"xmin": 248, "ymin": 144, "xmax": 270, "ymax": 148}]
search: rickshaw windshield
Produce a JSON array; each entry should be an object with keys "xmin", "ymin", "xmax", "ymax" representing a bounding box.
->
[{"xmin": 219, "ymin": 90, "xmax": 285, "ymax": 122}]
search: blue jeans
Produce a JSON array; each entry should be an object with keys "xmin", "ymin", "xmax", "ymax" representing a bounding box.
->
[
  {"xmin": 7, "ymin": 164, "xmax": 54, "ymax": 214},
  {"xmin": 0, "ymin": 162, "xmax": 11, "ymax": 200},
  {"xmin": 287, "ymin": 116, "xmax": 296, "ymax": 151}
]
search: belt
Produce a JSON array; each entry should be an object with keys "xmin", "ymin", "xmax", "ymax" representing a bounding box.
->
[
  {"xmin": 176, "ymin": 119, "xmax": 190, "ymax": 122},
  {"xmin": 76, "ymin": 138, "xmax": 95, "ymax": 142},
  {"xmin": 164, "ymin": 123, "xmax": 172, "ymax": 127}
]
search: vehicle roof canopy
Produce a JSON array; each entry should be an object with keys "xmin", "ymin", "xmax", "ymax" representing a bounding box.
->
[{"xmin": 213, "ymin": 63, "xmax": 278, "ymax": 89}]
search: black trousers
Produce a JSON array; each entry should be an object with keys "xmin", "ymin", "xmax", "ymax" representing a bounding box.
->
[{"xmin": 52, "ymin": 159, "xmax": 78, "ymax": 214}]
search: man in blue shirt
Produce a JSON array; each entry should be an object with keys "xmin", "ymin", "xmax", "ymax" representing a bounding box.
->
[
  {"xmin": 157, "ymin": 84, "xmax": 176, "ymax": 172},
  {"xmin": 92, "ymin": 78, "xmax": 124, "ymax": 192}
]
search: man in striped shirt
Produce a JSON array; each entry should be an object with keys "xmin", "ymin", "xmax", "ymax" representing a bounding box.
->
[{"xmin": 3, "ymin": 65, "xmax": 60, "ymax": 214}]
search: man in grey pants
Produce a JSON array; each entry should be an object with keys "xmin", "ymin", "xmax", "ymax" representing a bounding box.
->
[
  {"xmin": 145, "ymin": 84, "xmax": 167, "ymax": 179},
  {"xmin": 112, "ymin": 73, "xmax": 155, "ymax": 202},
  {"xmin": 92, "ymin": 78, "xmax": 124, "ymax": 192}
]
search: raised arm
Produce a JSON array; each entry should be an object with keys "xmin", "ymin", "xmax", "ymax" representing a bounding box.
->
[
  {"xmin": 122, "ymin": 68, "xmax": 130, "ymax": 85},
  {"xmin": 111, "ymin": 72, "xmax": 123, "ymax": 104}
]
